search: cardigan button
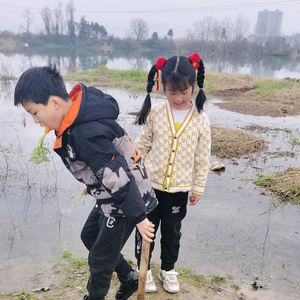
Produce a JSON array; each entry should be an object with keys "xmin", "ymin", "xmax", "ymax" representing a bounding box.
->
[
  {"xmin": 172, "ymin": 150, "xmax": 175, "ymax": 152},
  {"xmin": 169, "ymin": 163, "xmax": 172, "ymax": 165},
  {"xmin": 165, "ymin": 187, "xmax": 167, "ymax": 190},
  {"xmin": 174, "ymin": 136, "xmax": 177, "ymax": 139},
  {"xmin": 167, "ymin": 175, "xmax": 170, "ymax": 177}
]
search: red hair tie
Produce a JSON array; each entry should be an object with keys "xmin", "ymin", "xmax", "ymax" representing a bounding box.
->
[
  {"xmin": 155, "ymin": 57, "xmax": 167, "ymax": 91},
  {"xmin": 188, "ymin": 53, "xmax": 200, "ymax": 70}
]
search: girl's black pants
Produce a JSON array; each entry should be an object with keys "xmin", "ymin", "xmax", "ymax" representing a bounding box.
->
[
  {"xmin": 135, "ymin": 189, "xmax": 188, "ymax": 271},
  {"xmin": 81, "ymin": 204, "xmax": 134, "ymax": 299}
]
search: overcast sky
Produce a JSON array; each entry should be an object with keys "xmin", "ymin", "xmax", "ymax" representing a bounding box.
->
[{"xmin": 0, "ymin": 0, "xmax": 299, "ymax": 38}]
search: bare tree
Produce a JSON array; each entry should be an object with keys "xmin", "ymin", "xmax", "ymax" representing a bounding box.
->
[
  {"xmin": 20, "ymin": 9, "xmax": 35, "ymax": 35},
  {"xmin": 202, "ymin": 16, "xmax": 218, "ymax": 41},
  {"xmin": 185, "ymin": 28, "xmax": 196, "ymax": 41},
  {"xmin": 192, "ymin": 19, "xmax": 204, "ymax": 40},
  {"xmin": 40, "ymin": 6, "xmax": 52, "ymax": 35},
  {"xmin": 129, "ymin": 18, "xmax": 149, "ymax": 40},
  {"xmin": 54, "ymin": 2, "xmax": 65, "ymax": 35},
  {"xmin": 233, "ymin": 14, "xmax": 250, "ymax": 41},
  {"xmin": 221, "ymin": 17, "xmax": 233, "ymax": 41},
  {"xmin": 65, "ymin": 0, "xmax": 76, "ymax": 38}
]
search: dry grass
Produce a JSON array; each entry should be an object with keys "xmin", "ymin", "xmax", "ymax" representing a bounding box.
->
[
  {"xmin": 64, "ymin": 67, "xmax": 300, "ymax": 117},
  {"xmin": 211, "ymin": 77, "xmax": 300, "ymax": 117},
  {"xmin": 254, "ymin": 166, "xmax": 300, "ymax": 205},
  {"xmin": 204, "ymin": 71, "xmax": 274, "ymax": 93},
  {"xmin": 211, "ymin": 126, "xmax": 265, "ymax": 159}
]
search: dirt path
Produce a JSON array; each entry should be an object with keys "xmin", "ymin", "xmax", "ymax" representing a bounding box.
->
[{"xmin": 0, "ymin": 259, "xmax": 257, "ymax": 300}]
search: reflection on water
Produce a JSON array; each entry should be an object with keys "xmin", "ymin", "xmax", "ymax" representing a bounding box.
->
[
  {"xmin": 1, "ymin": 49, "xmax": 300, "ymax": 79},
  {"xmin": 0, "ymin": 82, "xmax": 299, "ymax": 299}
]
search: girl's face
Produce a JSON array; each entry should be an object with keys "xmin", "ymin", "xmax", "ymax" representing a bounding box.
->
[{"xmin": 164, "ymin": 83, "xmax": 194, "ymax": 110}]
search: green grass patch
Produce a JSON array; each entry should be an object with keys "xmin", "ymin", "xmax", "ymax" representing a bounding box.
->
[
  {"xmin": 176, "ymin": 267, "xmax": 207, "ymax": 288},
  {"xmin": 253, "ymin": 167, "xmax": 300, "ymax": 205},
  {"xmin": 289, "ymin": 138, "xmax": 300, "ymax": 146},
  {"xmin": 230, "ymin": 284, "xmax": 241, "ymax": 291},
  {"xmin": 64, "ymin": 65, "xmax": 148, "ymax": 92},
  {"xmin": 252, "ymin": 77, "xmax": 300, "ymax": 96},
  {"xmin": 210, "ymin": 275, "xmax": 226, "ymax": 284}
]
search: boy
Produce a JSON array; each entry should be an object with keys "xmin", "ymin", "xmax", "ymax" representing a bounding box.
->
[{"xmin": 14, "ymin": 65, "xmax": 157, "ymax": 300}]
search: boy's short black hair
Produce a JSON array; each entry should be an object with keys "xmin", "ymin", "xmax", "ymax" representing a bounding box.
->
[{"xmin": 14, "ymin": 64, "xmax": 69, "ymax": 106}]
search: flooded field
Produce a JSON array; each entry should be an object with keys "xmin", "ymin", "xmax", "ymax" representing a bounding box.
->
[{"xmin": 0, "ymin": 81, "xmax": 299, "ymax": 300}]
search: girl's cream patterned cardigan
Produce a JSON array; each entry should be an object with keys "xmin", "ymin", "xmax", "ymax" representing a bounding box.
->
[{"xmin": 136, "ymin": 100, "xmax": 211, "ymax": 195}]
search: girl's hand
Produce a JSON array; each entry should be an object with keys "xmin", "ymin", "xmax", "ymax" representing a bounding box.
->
[
  {"xmin": 82, "ymin": 185, "xmax": 89, "ymax": 195},
  {"xmin": 136, "ymin": 218, "xmax": 155, "ymax": 243},
  {"xmin": 189, "ymin": 193, "xmax": 201, "ymax": 206}
]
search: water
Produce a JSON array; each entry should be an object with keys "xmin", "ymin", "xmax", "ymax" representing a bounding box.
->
[
  {"xmin": 0, "ymin": 80, "xmax": 299, "ymax": 299},
  {"xmin": 1, "ymin": 50, "xmax": 300, "ymax": 79}
]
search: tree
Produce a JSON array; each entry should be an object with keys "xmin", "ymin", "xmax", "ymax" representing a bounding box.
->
[
  {"xmin": 151, "ymin": 32, "xmax": 159, "ymax": 41},
  {"xmin": 129, "ymin": 18, "xmax": 149, "ymax": 40},
  {"xmin": 40, "ymin": 6, "xmax": 52, "ymax": 35},
  {"xmin": 167, "ymin": 29, "xmax": 173, "ymax": 40},
  {"xmin": 202, "ymin": 16, "xmax": 218, "ymax": 41},
  {"xmin": 233, "ymin": 14, "xmax": 250, "ymax": 42},
  {"xmin": 20, "ymin": 9, "xmax": 35, "ymax": 35},
  {"xmin": 92, "ymin": 23, "xmax": 108, "ymax": 38},
  {"xmin": 220, "ymin": 17, "xmax": 233, "ymax": 41},
  {"xmin": 192, "ymin": 19, "xmax": 204, "ymax": 40},
  {"xmin": 78, "ymin": 16, "xmax": 90, "ymax": 40},
  {"xmin": 54, "ymin": 2, "xmax": 64, "ymax": 36},
  {"xmin": 65, "ymin": 0, "xmax": 76, "ymax": 39}
]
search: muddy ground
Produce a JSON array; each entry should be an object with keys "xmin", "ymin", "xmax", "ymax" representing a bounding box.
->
[{"xmin": 0, "ymin": 256, "xmax": 255, "ymax": 300}]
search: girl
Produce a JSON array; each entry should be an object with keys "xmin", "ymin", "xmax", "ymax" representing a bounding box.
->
[{"xmin": 134, "ymin": 53, "xmax": 211, "ymax": 294}]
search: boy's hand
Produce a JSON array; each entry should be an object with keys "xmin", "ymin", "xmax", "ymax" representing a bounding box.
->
[
  {"xmin": 189, "ymin": 193, "xmax": 201, "ymax": 206},
  {"xmin": 136, "ymin": 218, "xmax": 155, "ymax": 243}
]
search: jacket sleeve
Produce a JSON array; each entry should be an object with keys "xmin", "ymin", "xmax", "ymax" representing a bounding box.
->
[
  {"xmin": 75, "ymin": 133, "xmax": 147, "ymax": 224},
  {"xmin": 193, "ymin": 112, "xmax": 211, "ymax": 195},
  {"xmin": 135, "ymin": 113, "xmax": 153, "ymax": 159}
]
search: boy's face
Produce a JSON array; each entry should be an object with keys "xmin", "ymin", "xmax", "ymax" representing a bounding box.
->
[{"xmin": 22, "ymin": 96, "xmax": 62, "ymax": 131}]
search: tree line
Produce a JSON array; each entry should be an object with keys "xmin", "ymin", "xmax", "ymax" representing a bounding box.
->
[{"xmin": 1, "ymin": 0, "xmax": 300, "ymax": 58}]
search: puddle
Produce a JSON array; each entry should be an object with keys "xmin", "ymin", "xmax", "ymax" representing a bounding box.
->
[{"xmin": 0, "ymin": 81, "xmax": 299, "ymax": 299}]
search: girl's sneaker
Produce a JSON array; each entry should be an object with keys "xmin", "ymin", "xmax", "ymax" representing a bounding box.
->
[
  {"xmin": 145, "ymin": 269, "xmax": 157, "ymax": 293},
  {"xmin": 158, "ymin": 269, "xmax": 179, "ymax": 293}
]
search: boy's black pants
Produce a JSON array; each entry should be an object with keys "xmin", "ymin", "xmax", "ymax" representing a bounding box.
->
[
  {"xmin": 135, "ymin": 189, "xmax": 188, "ymax": 272},
  {"xmin": 81, "ymin": 204, "xmax": 135, "ymax": 299}
]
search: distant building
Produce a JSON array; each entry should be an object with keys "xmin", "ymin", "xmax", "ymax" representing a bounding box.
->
[{"xmin": 256, "ymin": 9, "xmax": 283, "ymax": 35}]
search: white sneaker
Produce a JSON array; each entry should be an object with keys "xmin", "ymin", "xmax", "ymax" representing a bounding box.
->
[
  {"xmin": 158, "ymin": 269, "xmax": 180, "ymax": 293},
  {"xmin": 136, "ymin": 268, "xmax": 157, "ymax": 293},
  {"xmin": 145, "ymin": 269, "xmax": 157, "ymax": 293}
]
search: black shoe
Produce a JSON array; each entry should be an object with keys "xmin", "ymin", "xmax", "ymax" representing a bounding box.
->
[
  {"xmin": 115, "ymin": 268, "xmax": 139, "ymax": 300},
  {"xmin": 82, "ymin": 295, "xmax": 104, "ymax": 300}
]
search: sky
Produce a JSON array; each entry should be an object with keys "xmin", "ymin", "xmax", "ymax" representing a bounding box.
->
[{"xmin": 0, "ymin": 0, "xmax": 300, "ymax": 38}]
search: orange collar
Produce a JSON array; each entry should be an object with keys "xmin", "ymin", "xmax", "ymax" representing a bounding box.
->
[{"xmin": 54, "ymin": 83, "xmax": 82, "ymax": 149}]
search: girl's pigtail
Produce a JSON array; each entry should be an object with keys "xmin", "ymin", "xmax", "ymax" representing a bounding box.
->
[
  {"xmin": 195, "ymin": 59, "xmax": 207, "ymax": 113},
  {"xmin": 135, "ymin": 64, "xmax": 157, "ymax": 125}
]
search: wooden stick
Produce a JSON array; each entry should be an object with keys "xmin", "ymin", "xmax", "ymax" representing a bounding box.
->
[{"xmin": 137, "ymin": 239, "xmax": 150, "ymax": 300}]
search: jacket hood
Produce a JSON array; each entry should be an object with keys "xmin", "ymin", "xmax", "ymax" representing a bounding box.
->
[
  {"xmin": 70, "ymin": 83, "xmax": 119, "ymax": 127},
  {"xmin": 54, "ymin": 83, "xmax": 119, "ymax": 149}
]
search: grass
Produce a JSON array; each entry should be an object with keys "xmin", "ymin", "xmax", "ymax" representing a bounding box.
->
[
  {"xmin": 252, "ymin": 77, "xmax": 300, "ymax": 96},
  {"xmin": 176, "ymin": 267, "xmax": 207, "ymax": 288},
  {"xmin": 253, "ymin": 167, "xmax": 300, "ymax": 205},
  {"xmin": 211, "ymin": 126, "xmax": 265, "ymax": 159},
  {"xmin": 64, "ymin": 65, "xmax": 148, "ymax": 92},
  {"xmin": 64, "ymin": 66, "xmax": 278, "ymax": 94},
  {"xmin": 289, "ymin": 138, "xmax": 300, "ymax": 146}
]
